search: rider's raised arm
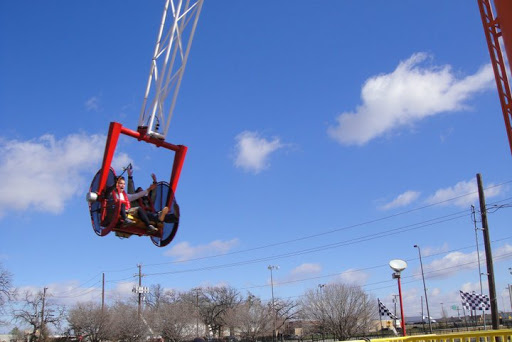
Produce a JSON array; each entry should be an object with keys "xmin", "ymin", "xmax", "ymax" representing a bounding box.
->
[
  {"xmin": 150, "ymin": 173, "xmax": 158, "ymax": 202},
  {"xmin": 127, "ymin": 183, "xmax": 157, "ymax": 202},
  {"xmin": 127, "ymin": 168, "xmax": 135, "ymax": 194}
]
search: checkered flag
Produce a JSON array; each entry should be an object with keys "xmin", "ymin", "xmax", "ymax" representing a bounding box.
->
[
  {"xmin": 460, "ymin": 290, "xmax": 490, "ymax": 311},
  {"xmin": 378, "ymin": 299, "xmax": 397, "ymax": 319}
]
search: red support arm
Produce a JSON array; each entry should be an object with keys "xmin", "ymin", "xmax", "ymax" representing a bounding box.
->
[
  {"xmin": 168, "ymin": 145, "xmax": 188, "ymax": 208},
  {"xmin": 97, "ymin": 122, "xmax": 187, "ymax": 206},
  {"xmin": 97, "ymin": 122, "xmax": 122, "ymax": 196}
]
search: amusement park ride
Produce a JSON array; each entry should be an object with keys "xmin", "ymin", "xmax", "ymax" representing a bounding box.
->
[
  {"xmin": 86, "ymin": 0, "xmax": 512, "ymax": 248},
  {"xmin": 86, "ymin": 0, "xmax": 204, "ymax": 247}
]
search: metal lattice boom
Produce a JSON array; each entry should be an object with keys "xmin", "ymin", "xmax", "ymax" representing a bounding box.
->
[{"xmin": 138, "ymin": 0, "xmax": 204, "ymax": 140}]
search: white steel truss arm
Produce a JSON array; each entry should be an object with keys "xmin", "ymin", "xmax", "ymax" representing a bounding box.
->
[{"xmin": 138, "ymin": 0, "xmax": 204, "ymax": 140}]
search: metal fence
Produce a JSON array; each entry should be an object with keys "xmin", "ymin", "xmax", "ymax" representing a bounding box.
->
[{"xmin": 347, "ymin": 329, "xmax": 512, "ymax": 342}]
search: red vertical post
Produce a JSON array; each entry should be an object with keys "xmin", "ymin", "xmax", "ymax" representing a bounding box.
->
[
  {"xmin": 98, "ymin": 122, "xmax": 123, "ymax": 195},
  {"xmin": 397, "ymin": 277, "xmax": 407, "ymax": 336}
]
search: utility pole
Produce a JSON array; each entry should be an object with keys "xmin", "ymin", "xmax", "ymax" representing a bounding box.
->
[
  {"xmin": 196, "ymin": 288, "xmax": 199, "ymax": 337},
  {"xmin": 137, "ymin": 264, "xmax": 143, "ymax": 318},
  {"xmin": 102, "ymin": 273, "xmax": 105, "ymax": 312},
  {"xmin": 414, "ymin": 244, "xmax": 432, "ymax": 333},
  {"xmin": 471, "ymin": 204, "xmax": 486, "ymax": 329},
  {"xmin": 41, "ymin": 287, "xmax": 48, "ymax": 342},
  {"xmin": 477, "ymin": 173, "xmax": 499, "ymax": 329},
  {"xmin": 392, "ymin": 295, "xmax": 399, "ymax": 329},
  {"xmin": 508, "ymin": 284, "xmax": 512, "ymax": 311},
  {"xmin": 268, "ymin": 265, "xmax": 279, "ymax": 342}
]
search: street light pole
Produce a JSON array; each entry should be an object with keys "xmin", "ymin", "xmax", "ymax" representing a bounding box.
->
[
  {"xmin": 268, "ymin": 265, "xmax": 279, "ymax": 342},
  {"xmin": 414, "ymin": 245, "xmax": 432, "ymax": 333},
  {"xmin": 389, "ymin": 259, "xmax": 407, "ymax": 337}
]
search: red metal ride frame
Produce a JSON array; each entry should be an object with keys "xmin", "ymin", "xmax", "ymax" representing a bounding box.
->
[{"xmin": 97, "ymin": 121, "xmax": 187, "ymax": 213}]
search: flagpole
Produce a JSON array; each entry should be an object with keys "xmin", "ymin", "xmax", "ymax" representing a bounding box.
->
[
  {"xmin": 462, "ymin": 306, "xmax": 469, "ymax": 331},
  {"xmin": 378, "ymin": 299, "xmax": 384, "ymax": 333}
]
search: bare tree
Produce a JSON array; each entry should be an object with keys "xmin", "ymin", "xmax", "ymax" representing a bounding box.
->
[
  {"xmin": 224, "ymin": 294, "xmax": 272, "ymax": 341},
  {"xmin": 12, "ymin": 290, "xmax": 66, "ymax": 342},
  {"xmin": 67, "ymin": 302, "xmax": 110, "ymax": 342},
  {"xmin": 299, "ymin": 283, "xmax": 375, "ymax": 340},
  {"xmin": 144, "ymin": 284, "xmax": 168, "ymax": 310},
  {"xmin": 147, "ymin": 299, "xmax": 197, "ymax": 342},
  {"xmin": 184, "ymin": 286, "xmax": 242, "ymax": 338},
  {"xmin": 274, "ymin": 297, "xmax": 299, "ymax": 335},
  {"xmin": 107, "ymin": 301, "xmax": 147, "ymax": 342},
  {"xmin": 0, "ymin": 263, "xmax": 16, "ymax": 326}
]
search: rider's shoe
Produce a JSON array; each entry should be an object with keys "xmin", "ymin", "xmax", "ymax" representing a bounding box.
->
[
  {"xmin": 147, "ymin": 225, "xmax": 158, "ymax": 233},
  {"xmin": 159, "ymin": 207, "xmax": 169, "ymax": 222}
]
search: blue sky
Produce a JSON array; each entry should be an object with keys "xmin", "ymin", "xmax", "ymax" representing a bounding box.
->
[{"xmin": 2, "ymin": 0, "xmax": 512, "ymax": 332}]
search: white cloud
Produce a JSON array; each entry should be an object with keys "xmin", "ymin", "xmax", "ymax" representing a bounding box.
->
[
  {"xmin": 421, "ymin": 243, "xmax": 449, "ymax": 257},
  {"xmin": 461, "ymin": 281, "xmax": 488, "ymax": 294},
  {"xmin": 430, "ymin": 288, "xmax": 442, "ymax": 297},
  {"xmin": 164, "ymin": 239, "xmax": 239, "ymax": 261},
  {"xmin": 290, "ymin": 263, "xmax": 322, "ymax": 277},
  {"xmin": 380, "ymin": 190, "xmax": 421, "ymax": 210},
  {"xmin": 425, "ymin": 178, "xmax": 503, "ymax": 207},
  {"xmin": 112, "ymin": 152, "xmax": 134, "ymax": 171},
  {"xmin": 234, "ymin": 131, "xmax": 283, "ymax": 174},
  {"xmin": 85, "ymin": 96, "xmax": 100, "ymax": 111},
  {"xmin": 16, "ymin": 282, "xmax": 103, "ymax": 307},
  {"xmin": 328, "ymin": 53, "xmax": 494, "ymax": 145},
  {"xmin": 113, "ymin": 281, "xmax": 137, "ymax": 297},
  {"xmin": 425, "ymin": 244, "xmax": 512, "ymax": 279},
  {"xmin": 336, "ymin": 268, "xmax": 369, "ymax": 285},
  {"xmin": 277, "ymin": 263, "xmax": 322, "ymax": 285},
  {"xmin": 427, "ymin": 251, "xmax": 478, "ymax": 278},
  {"xmin": 0, "ymin": 133, "xmax": 137, "ymax": 219},
  {"xmin": 0, "ymin": 133, "xmax": 106, "ymax": 217}
]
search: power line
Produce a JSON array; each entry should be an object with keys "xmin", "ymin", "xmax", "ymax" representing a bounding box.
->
[
  {"xmin": 45, "ymin": 182, "xmax": 512, "ymax": 296},
  {"xmin": 47, "ymin": 236, "xmax": 512, "ymax": 300},
  {"xmin": 242, "ymin": 238, "xmax": 512, "ymax": 292},
  {"xmin": 138, "ymin": 188, "xmax": 512, "ymax": 270},
  {"xmin": 142, "ymin": 211, "xmax": 469, "ymax": 277},
  {"xmin": 241, "ymin": 250, "xmax": 512, "ymax": 303},
  {"xmin": 87, "ymin": 204, "xmax": 509, "ymax": 285}
]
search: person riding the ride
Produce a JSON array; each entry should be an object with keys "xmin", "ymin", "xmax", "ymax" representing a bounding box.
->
[
  {"xmin": 113, "ymin": 176, "xmax": 158, "ymax": 233},
  {"xmin": 127, "ymin": 169, "xmax": 179, "ymax": 224}
]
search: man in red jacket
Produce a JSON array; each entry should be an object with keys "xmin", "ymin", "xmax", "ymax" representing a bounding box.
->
[{"xmin": 113, "ymin": 176, "xmax": 158, "ymax": 233}]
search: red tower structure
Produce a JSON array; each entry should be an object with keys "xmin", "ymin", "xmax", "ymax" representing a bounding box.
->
[{"xmin": 478, "ymin": 0, "xmax": 512, "ymax": 155}]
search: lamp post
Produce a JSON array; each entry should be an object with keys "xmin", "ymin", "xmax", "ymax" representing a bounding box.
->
[
  {"xmin": 268, "ymin": 265, "xmax": 279, "ymax": 342},
  {"xmin": 389, "ymin": 259, "xmax": 407, "ymax": 336},
  {"xmin": 414, "ymin": 244, "xmax": 432, "ymax": 333}
]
